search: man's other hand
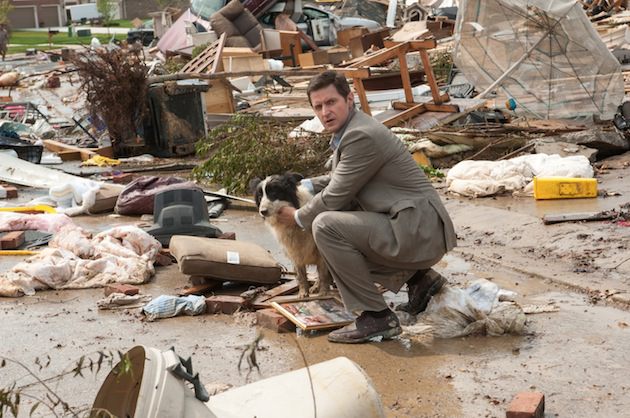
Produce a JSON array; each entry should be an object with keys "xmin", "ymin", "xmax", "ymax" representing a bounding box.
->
[{"xmin": 277, "ymin": 206, "xmax": 297, "ymax": 226}]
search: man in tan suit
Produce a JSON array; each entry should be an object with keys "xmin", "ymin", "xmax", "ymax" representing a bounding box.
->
[{"xmin": 277, "ymin": 71, "xmax": 456, "ymax": 343}]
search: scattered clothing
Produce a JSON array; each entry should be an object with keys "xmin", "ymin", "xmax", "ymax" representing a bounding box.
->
[{"xmin": 142, "ymin": 295, "xmax": 207, "ymax": 321}]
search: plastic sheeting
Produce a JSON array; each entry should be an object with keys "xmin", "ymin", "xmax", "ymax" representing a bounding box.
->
[
  {"xmin": 413, "ymin": 279, "xmax": 526, "ymax": 338},
  {"xmin": 446, "ymin": 153, "xmax": 594, "ymax": 197},
  {"xmin": 453, "ymin": 0, "xmax": 624, "ymax": 119}
]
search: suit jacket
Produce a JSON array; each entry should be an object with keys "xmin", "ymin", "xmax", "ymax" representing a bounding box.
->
[{"xmin": 298, "ymin": 111, "xmax": 457, "ymax": 266}]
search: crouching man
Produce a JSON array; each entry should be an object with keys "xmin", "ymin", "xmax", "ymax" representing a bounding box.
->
[{"xmin": 277, "ymin": 71, "xmax": 457, "ymax": 343}]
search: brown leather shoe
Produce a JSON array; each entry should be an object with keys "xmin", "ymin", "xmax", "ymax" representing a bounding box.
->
[
  {"xmin": 396, "ymin": 268, "xmax": 447, "ymax": 315},
  {"xmin": 327, "ymin": 310, "xmax": 402, "ymax": 344}
]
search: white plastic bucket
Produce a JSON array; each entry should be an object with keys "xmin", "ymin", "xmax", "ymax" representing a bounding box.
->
[
  {"xmin": 207, "ymin": 356, "xmax": 386, "ymax": 418},
  {"xmin": 93, "ymin": 346, "xmax": 385, "ymax": 418}
]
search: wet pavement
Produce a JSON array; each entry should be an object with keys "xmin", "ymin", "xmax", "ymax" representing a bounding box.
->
[{"xmin": 2, "ymin": 185, "xmax": 630, "ymax": 417}]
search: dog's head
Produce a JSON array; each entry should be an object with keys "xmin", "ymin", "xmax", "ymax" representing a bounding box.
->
[{"xmin": 251, "ymin": 172, "xmax": 304, "ymax": 218}]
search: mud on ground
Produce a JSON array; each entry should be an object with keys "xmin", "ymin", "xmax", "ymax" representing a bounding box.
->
[{"xmin": 2, "ymin": 156, "xmax": 630, "ymax": 417}]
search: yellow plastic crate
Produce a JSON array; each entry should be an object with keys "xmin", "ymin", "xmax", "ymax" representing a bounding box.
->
[{"xmin": 533, "ymin": 177, "xmax": 598, "ymax": 200}]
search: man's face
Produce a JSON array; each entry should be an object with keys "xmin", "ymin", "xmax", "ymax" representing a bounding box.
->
[{"xmin": 309, "ymin": 84, "xmax": 354, "ymax": 134}]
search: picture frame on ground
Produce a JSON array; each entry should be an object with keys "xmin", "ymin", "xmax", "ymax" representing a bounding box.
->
[{"xmin": 271, "ymin": 298, "xmax": 355, "ymax": 331}]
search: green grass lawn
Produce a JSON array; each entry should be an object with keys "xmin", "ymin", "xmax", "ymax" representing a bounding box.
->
[
  {"xmin": 8, "ymin": 30, "xmax": 125, "ymax": 54},
  {"xmin": 104, "ymin": 19, "xmax": 136, "ymax": 28}
]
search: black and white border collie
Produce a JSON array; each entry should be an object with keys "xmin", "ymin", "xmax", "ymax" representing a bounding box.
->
[{"xmin": 252, "ymin": 173, "xmax": 332, "ymax": 298}]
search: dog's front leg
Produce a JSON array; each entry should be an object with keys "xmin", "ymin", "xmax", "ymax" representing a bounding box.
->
[
  {"xmin": 310, "ymin": 259, "xmax": 332, "ymax": 296},
  {"xmin": 296, "ymin": 265, "xmax": 309, "ymax": 299}
]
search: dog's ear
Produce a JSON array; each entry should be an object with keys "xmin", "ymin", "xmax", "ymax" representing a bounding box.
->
[
  {"xmin": 285, "ymin": 172, "xmax": 304, "ymax": 185},
  {"xmin": 248, "ymin": 177, "xmax": 262, "ymax": 194}
]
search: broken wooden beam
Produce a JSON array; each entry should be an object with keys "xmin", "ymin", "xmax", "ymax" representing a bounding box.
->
[
  {"xmin": 383, "ymin": 103, "xmax": 427, "ymax": 127},
  {"xmin": 43, "ymin": 140, "xmax": 114, "ymax": 162},
  {"xmin": 252, "ymin": 280, "xmax": 299, "ymax": 309},
  {"xmin": 0, "ymin": 231, "xmax": 25, "ymax": 249},
  {"xmin": 148, "ymin": 68, "xmax": 371, "ymax": 84},
  {"xmin": 542, "ymin": 211, "xmax": 616, "ymax": 225}
]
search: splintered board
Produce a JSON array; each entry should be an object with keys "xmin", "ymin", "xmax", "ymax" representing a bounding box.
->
[{"xmin": 181, "ymin": 33, "xmax": 226, "ymax": 74}]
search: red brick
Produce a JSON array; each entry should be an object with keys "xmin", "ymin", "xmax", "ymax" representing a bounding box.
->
[
  {"xmin": 0, "ymin": 231, "xmax": 25, "ymax": 249},
  {"xmin": 155, "ymin": 252, "xmax": 173, "ymax": 266},
  {"xmin": 506, "ymin": 392, "xmax": 545, "ymax": 418},
  {"xmin": 205, "ymin": 295, "xmax": 247, "ymax": 314},
  {"xmin": 104, "ymin": 283, "xmax": 140, "ymax": 297},
  {"xmin": 256, "ymin": 308, "xmax": 295, "ymax": 333},
  {"xmin": 112, "ymin": 173, "xmax": 133, "ymax": 184},
  {"xmin": 0, "ymin": 186, "xmax": 17, "ymax": 199},
  {"xmin": 218, "ymin": 232, "xmax": 236, "ymax": 240}
]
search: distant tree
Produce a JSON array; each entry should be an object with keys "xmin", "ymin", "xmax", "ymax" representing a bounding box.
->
[
  {"xmin": 97, "ymin": 0, "xmax": 115, "ymax": 25},
  {"xmin": 0, "ymin": 0, "xmax": 13, "ymax": 26},
  {"xmin": 156, "ymin": 0, "xmax": 175, "ymax": 11}
]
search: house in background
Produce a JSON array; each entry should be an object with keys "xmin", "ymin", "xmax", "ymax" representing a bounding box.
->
[
  {"xmin": 8, "ymin": 0, "xmax": 66, "ymax": 28},
  {"xmin": 7, "ymin": 0, "xmax": 191, "ymax": 29}
]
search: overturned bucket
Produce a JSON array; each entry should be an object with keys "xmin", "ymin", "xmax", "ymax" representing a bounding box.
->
[{"xmin": 92, "ymin": 346, "xmax": 385, "ymax": 418}]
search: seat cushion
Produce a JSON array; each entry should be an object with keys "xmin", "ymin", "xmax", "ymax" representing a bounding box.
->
[
  {"xmin": 170, "ymin": 236, "xmax": 282, "ymax": 284},
  {"xmin": 210, "ymin": 13, "xmax": 240, "ymax": 38},
  {"xmin": 218, "ymin": 0, "xmax": 244, "ymax": 21}
]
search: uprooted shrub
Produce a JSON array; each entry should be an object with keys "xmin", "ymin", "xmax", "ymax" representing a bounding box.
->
[
  {"xmin": 193, "ymin": 114, "xmax": 331, "ymax": 194},
  {"xmin": 71, "ymin": 48, "xmax": 149, "ymax": 153}
]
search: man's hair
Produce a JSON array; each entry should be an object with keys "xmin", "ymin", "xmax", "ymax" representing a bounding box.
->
[{"xmin": 307, "ymin": 71, "xmax": 351, "ymax": 104}]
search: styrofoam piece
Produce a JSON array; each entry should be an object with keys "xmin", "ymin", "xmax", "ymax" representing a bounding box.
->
[{"xmin": 354, "ymin": 85, "xmax": 432, "ymax": 104}]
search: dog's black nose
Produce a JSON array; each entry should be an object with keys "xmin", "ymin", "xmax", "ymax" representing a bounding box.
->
[{"xmin": 260, "ymin": 209, "xmax": 269, "ymax": 217}]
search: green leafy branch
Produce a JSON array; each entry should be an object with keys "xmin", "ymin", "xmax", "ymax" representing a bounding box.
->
[{"xmin": 193, "ymin": 114, "xmax": 330, "ymax": 194}]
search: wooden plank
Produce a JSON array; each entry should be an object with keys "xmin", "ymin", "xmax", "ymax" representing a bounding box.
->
[
  {"xmin": 392, "ymin": 95, "xmax": 453, "ymax": 111},
  {"xmin": 149, "ymin": 68, "xmax": 370, "ymax": 84},
  {"xmin": 383, "ymin": 103, "xmax": 427, "ymax": 127},
  {"xmin": 398, "ymin": 47, "xmax": 414, "ymax": 103},
  {"xmin": 43, "ymin": 140, "xmax": 113, "ymax": 161},
  {"xmin": 425, "ymin": 103, "xmax": 459, "ymax": 112},
  {"xmin": 181, "ymin": 33, "xmax": 226, "ymax": 74},
  {"xmin": 251, "ymin": 280, "xmax": 300, "ymax": 309},
  {"xmin": 353, "ymin": 78, "xmax": 371, "ymax": 115},
  {"xmin": 205, "ymin": 81, "xmax": 235, "ymax": 114},
  {"xmin": 419, "ymin": 48, "xmax": 442, "ymax": 104},
  {"xmin": 542, "ymin": 212, "xmax": 616, "ymax": 225},
  {"xmin": 408, "ymin": 39, "xmax": 438, "ymax": 50},
  {"xmin": 348, "ymin": 42, "xmax": 409, "ymax": 68}
]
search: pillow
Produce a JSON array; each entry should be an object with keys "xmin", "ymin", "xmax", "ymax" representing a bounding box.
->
[{"xmin": 169, "ymin": 236, "xmax": 282, "ymax": 284}]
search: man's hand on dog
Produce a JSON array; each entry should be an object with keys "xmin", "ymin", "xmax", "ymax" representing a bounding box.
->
[{"xmin": 277, "ymin": 206, "xmax": 297, "ymax": 226}]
